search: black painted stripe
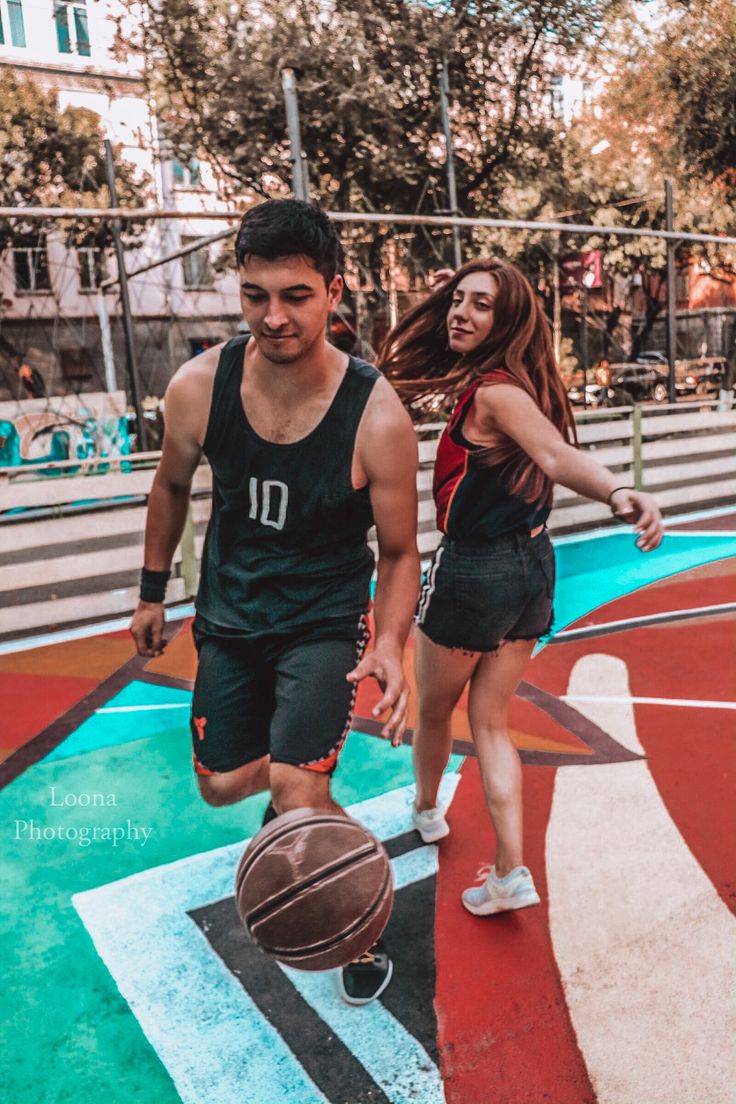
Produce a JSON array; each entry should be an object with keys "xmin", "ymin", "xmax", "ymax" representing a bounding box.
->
[{"xmin": 189, "ymin": 896, "xmax": 393, "ymax": 1104}]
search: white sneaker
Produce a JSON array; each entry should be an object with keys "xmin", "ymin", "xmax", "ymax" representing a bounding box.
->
[
  {"xmin": 462, "ymin": 864, "xmax": 540, "ymax": 916},
  {"xmin": 411, "ymin": 802, "xmax": 450, "ymax": 843}
]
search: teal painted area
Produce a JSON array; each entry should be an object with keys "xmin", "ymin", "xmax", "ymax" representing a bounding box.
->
[
  {"xmin": 1, "ymin": 714, "xmax": 459, "ymax": 1104},
  {"xmin": 549, "ymin": 530, "xmax": 736, "ymax": 638},
  {"xmin": 45, "ymin": 680, "xmax": 192, "ymax": 762}
]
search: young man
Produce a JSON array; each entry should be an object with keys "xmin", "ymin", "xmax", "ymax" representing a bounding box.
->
[{"xmin": 130, "ymin": 199, "xmax": 420, "ymax": 1002}]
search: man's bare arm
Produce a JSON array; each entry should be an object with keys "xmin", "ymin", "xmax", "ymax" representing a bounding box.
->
[
  {"xmin": 130, "ymin": 349, "xmax": 218, "ymax": 655},
  {"xmin": 347, "ymin": 379, "xmax": 421, "ymax": 746}
]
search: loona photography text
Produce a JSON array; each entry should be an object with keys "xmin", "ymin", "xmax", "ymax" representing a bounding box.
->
[{"xmin": 14, "ymin": 787, "xmax": 153, "ymax": 848}]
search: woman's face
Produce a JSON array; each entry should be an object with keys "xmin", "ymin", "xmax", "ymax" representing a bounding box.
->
[{"xmin": 447, "ymin": 271, "xmax": 497, "ymax": 353}]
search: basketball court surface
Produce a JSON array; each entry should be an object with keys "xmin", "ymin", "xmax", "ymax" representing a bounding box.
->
[{"xmin": 2, "ymin": 509, "xmax": 734, "ymax": 1104}]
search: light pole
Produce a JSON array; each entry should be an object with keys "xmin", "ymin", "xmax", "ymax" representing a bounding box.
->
[
  {"xmin": 438, "ymin": 58, "xmax": 462, "ymax": 270},
  {"xmin": 665, "ymin": 179, "xmax": 678, "ymax": 404},
  {"xmin": 281, "ymin": 67, "xmax": 309, "ymax": 202},
  {"xmin": 581, "ymin": 267, "xmax": 597, "ymax": 407},
  {"xmin": 104, "ymin": 139, "xmax": 147, "ymax": 450}
]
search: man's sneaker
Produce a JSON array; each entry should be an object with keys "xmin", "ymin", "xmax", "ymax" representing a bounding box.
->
[
  {"xmin": 337, "ymin": 942, "xmax": 393, "ymax": 1005},
  {"xmin": 411, "ymin": 802, "xmax": 450, "ymax": 844},
  {"xmin": 462, "ymin": 864, "xmax": 540, "ymax": 916}
]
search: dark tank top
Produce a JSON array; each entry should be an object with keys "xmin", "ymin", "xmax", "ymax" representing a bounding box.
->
[
  {"xmin": 195, "ymin": 336, "xmax": 379, "ymax": 636},
  {"xmin": 433, "ymin": 377, "xmax": 550, "ymax": 541}
]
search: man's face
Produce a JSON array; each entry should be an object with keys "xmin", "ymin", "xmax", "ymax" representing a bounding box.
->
[{"xmin": 239, "ymin": 254, "xmax": 343, "ymax": 365}]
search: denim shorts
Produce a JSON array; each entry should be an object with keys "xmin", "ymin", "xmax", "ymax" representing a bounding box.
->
[{"xmin": 415, "ymin": 530, "xmax": 555, "ymax": 653}]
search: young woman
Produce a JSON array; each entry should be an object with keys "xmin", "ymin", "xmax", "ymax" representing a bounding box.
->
[{"xmin": 378, "ymin": 259, "xmax": 663, "ymax": 916}]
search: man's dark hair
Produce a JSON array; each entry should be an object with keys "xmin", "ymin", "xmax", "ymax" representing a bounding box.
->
[{"xmin": 235, "ymin": 199, "xmax": 344, "ymax": 286}]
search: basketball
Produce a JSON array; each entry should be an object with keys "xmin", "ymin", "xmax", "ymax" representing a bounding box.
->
[{"xmin": 234, "ymin": 808, "xmax": 394, "ymax": 971}]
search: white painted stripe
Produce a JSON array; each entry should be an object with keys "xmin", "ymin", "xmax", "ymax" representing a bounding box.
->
[
  {"xmin": 664, "ymin": 530, "xmax": 736, "ymax": 539},
  {"xmin": 73, "ymin": 781, "xmax": 460, "ymax": 1104},
  {"xmin": 663, "ymin": 503, "xmax": 736, "ymax": 526},
  {"xmin": 279, "ymin": 844, "xmax": 445, "ymax": 1104},
  {"xmin": 554, "ymin": 602, "xmax": 736, "ymax": 640},
  {"xmin": 562, "ymin": 693, "xmax": 736, "ymax": 711},
  {"xmin": 547, "ymin": 655, "xmax": 736, "ymax": 1104},
  {"xmin": 96, "ymin": 703, "xmax": 191, "ymax": 714},
  {"xmin": 551, "ymin": 502, "xmax": 736, "ymax": 546},
  {"xmin": 0, "ymin": 602, "xmax": 196, "ymax": 655},
  {"xmin": 416, "ymin": 545, "xmax": 443, "ymax": 625}
]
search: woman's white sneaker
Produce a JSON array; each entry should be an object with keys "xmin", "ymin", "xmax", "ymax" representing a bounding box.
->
[
  {"xmin": 411, "ymin": 802, "xmax": 450, "ymax": 843},
  {"xmin": 462, "ymin": 864, "xmax": 540, "ymax": 915}
]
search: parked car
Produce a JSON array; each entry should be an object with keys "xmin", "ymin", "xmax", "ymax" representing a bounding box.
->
[
  {"xmin": 566, "ymin": 382, "xmax": 608, "ymax": 407},
  {"xmin": 634, "ymin": 351, "xmax": 731, "ymax": 395},
  {"xmin": 635, "ymin": 350, "xmax": 669, "ymax": 367},
  {"xmin": 607, "ymin": 364, "xmax": 670, "ymax": 404}
]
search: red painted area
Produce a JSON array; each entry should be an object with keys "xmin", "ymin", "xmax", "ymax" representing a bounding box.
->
[
  {"xmin": 0, "ymin": 670, "xmax": 97, "ymax": 752},
  {"xmin": 530, "ymin": 600, "xmax": 736, "ymax": 912},
  {"xmin": 435, "ymin": 761, "xmax": 595, "ymax": 1104},
  {"xmin": 568, "ymin": 556, "xmax": 735, "ymax": 628},
  {"xmin": 355, "ymin": 631, "xmax": 594, "ymax": 756}
]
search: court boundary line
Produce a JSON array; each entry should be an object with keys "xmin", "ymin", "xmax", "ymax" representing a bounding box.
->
[
  {"xmin": 562, "ymin": 694, "xmax": 736, "ymax": 710},
  {"xmin": 552, "ymin": 602, "xmax": 736, "ymax": 642}
]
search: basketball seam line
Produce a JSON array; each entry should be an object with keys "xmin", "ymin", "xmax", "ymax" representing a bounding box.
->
[
  {"xmin": 256, "ymin": 864, "xmax": 394, "ymax": 960},
  {"xmin": 242, "ymin": 843, "xmax": 386, "ymax": 925}
]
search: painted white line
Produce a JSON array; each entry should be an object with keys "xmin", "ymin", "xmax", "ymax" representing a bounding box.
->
[
  {"xmin": 664, "ymin": 504, "xmax": 736, "ymax": 526},
  {"xmin": 548, "ymin": 655, "xmax": 736, "ymax": 1104},
  {"xmin": 73, "ymin": 781, "xmax": 459, "ymax": 1104},
  {"xmin": 554, "ymin": 602, "xmax": 736, "ymax": 641},
  {"xmin": 664, "ymin": 530, "xmax": 736, "ymax": 539},
  {"xmin": 551, "ymin": 503, "xmax": 736, "ymax": 546},
  {"xmin": 562, "ymin": 694, "xmax": 736, "ymax": 711},
  {"xmin": 0, "ymin": 603, "xmax": 195, "ymax": 656},
  {"xmin": 96, "ymin": 703, "xmax": 191, "ymax": 714}
]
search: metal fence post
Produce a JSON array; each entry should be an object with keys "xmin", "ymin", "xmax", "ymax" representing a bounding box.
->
[{"xmin": 632, "ymin": 405, "xmax": 643, "ymax": 489}]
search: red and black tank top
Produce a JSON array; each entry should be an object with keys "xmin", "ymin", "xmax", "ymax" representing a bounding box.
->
[
  {"xmin": 433, "ymin": 376, "xmax": 550, "ymax": 541},
  {"xmin": 195, "ymin": 336, "xmax": 379, "ymax": 636}
]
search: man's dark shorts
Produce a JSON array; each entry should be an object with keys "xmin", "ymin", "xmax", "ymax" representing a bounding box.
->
[
  {"xmin": 190, "ymin": 614, "xmax": 370, "ymax": 777},
  {"xmin": 416, "ymin": 530, "xmax": 555, "ymax": 653}
]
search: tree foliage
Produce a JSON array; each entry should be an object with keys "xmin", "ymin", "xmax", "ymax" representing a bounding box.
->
[
  {"xmin": 134, "ymin": 0, "xmax": 623, "ymax": 332},
  {"xmin": 659, "ymin": 0, "xmax": 736, "ymax": 184},
  {"xmin": 0, "ymin": 71, "xmax": 146, "ymax": 252}
]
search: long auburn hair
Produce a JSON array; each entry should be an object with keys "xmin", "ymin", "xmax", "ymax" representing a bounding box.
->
[{"xmin": 377, "ymin": 257, "xmax": 578, "ymax": 506}]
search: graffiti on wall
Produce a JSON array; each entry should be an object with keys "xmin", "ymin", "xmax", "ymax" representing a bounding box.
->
[{"xmin": 0, "ymin": 392, "xmax": 131, "ymax": 472}]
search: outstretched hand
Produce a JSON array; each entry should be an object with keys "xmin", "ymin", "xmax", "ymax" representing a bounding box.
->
[
  {"xmin": 610, "ymin": 489, "xmax": 664, "ymax": 551},
  {"xmin": 346, "ymin": 647, "xmax": 409, "ymax": 748}
]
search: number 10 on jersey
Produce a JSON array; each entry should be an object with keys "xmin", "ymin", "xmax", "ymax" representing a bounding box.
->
[{"xmin": 248, "ymin": 477, "xmax": 289, "ymax": 531}]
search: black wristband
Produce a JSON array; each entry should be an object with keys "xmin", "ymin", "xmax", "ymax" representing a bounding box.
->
[
  {"xmin": 140, "ymin": 567, "xmax": 170, "ymax": 603},
  {"xmin": 607, "ymin": 486, "xmax": 634, "ymax": 508}
]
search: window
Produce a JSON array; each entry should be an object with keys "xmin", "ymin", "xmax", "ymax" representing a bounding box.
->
[
  {"xmin": 181, "ymin": 237, "xmax": 214, "ymax": 290},
  {"xmin": 675, "ymin": 267, "xmax": 690, "ymax": 302},
  {"xmin": 13, "ymin": 240, "xmax": 52, "ymax": 293},
  {"xmin": 1, "ymin": 0, "xmax": 27, "ymax": 45},
  {"xmin": 172, "ymin": 157, "xmax": 203, "ymax": 188},
  {"xmin": 54, "ymin": 0, "xmax": 90, "ymax": 55},
  {"xmin": 549, "ymin": 75, "xmax": 564, "ymax": 121},
  {"xmin": 77, "ymin": 246, "xmax": 107, "ymax": 291}
]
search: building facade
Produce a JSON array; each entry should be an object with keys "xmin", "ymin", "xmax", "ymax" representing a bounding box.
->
[{"xmin": 0, "ymin": 0, "xmax": 242, "ymax": 403}]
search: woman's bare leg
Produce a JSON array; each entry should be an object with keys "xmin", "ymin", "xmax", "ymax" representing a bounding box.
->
[
  {"xmin": 466, "ymin": 639, "xmax": 535, "ymax": 876},
  {"xmin": 413, "ymin": 628, "xmax": 480, "ymax": 811}
]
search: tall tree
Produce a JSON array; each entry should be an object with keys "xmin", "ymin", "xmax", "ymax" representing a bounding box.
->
[
  {"xmin": 132, "ymin": 0, "xmax": 623, "ymax": 341},
  {"xmin": 0, "ymin": 71, "xmax": 146, "ymax": 252}
]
